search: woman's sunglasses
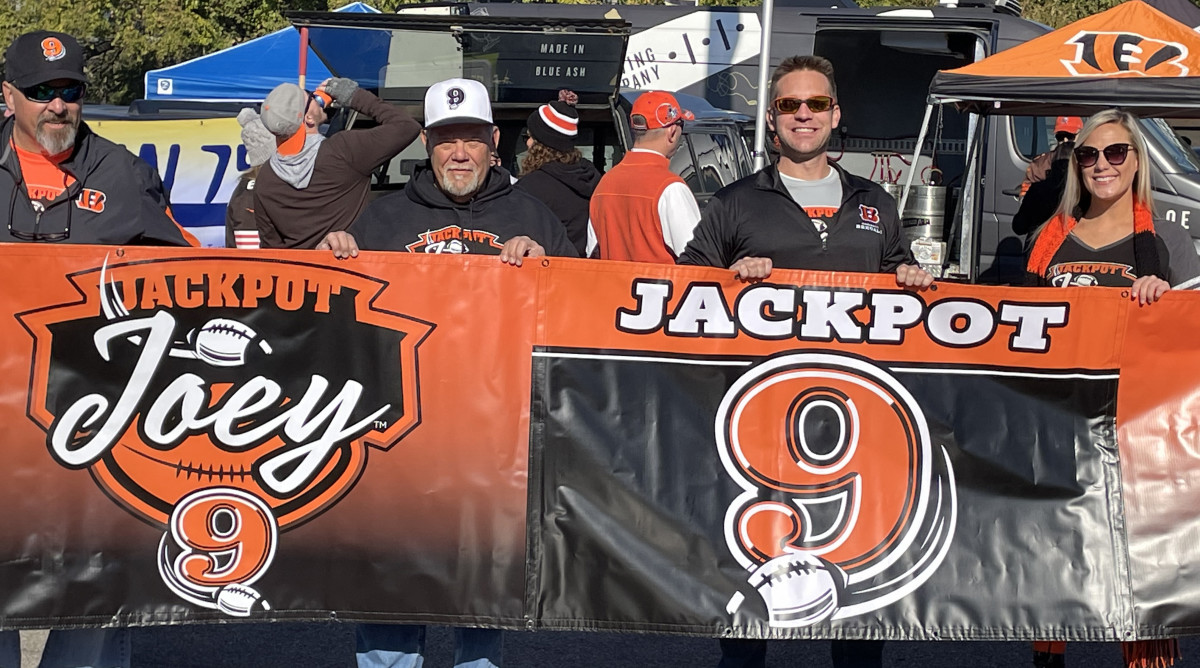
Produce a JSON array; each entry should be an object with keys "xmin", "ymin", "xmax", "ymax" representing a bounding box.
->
[
  {"xmin": 20, "ymin": 82, "xmax": 86, "ymax": 104},
  {"xmin": 772, "ymin": 96, "xmax": 835, "ymax": 114},
  {"xmin": 1074, "ymin": 143, "xmax": 1136, "ymax": 168}
]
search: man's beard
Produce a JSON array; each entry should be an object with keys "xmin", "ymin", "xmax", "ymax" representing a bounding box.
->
[
  {"xmin": 438, "ymin": 165, "xmax": 484, "ymax": 198},
  {"xmin": 37, "ymin": 111, "xmax": 79, "ymax": 155}
]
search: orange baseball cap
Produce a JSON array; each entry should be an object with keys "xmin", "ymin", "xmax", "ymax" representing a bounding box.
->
[
  {"xmin": 1054, "ymin": 116, "xmax": 1083, "ymax": 136},
  {"xmin": 630, "ymin": 91, "xmax": 694, "ymax": 130}
]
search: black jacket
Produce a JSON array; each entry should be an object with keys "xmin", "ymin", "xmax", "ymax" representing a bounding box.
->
[
  {"xmin": 678, "ymin": 163, "xmax": 914, "ymax": 272},
  {"xmin": 225, "ymin": 171, "xmax": 258, "ymax": 248},
  {"xmin": 515, "ymin": 159, "xmax": 601, "ymax": 256},
  {"xmin": 0, "ymin": 116, "xmax": 192, "ymax": 245},
  {"xmin": 1013, "ymin": 158, "xmax": 1072, "ymax": 239},
  {"xmin": 350, "ymin": 162, "xmax": 578, "ymax": 257}
]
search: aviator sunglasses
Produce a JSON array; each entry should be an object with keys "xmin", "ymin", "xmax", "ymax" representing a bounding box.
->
[
  {"xmin": 1074, "ymin": 143, "xmax": 1136, "ymax": 168},
  {"xmin": 20, "ymin": 82, "xmax": 86, "ymax": 104},
  {"xmin": 772, "ymin": 96, "xmax": 835, "ymax": 114}
]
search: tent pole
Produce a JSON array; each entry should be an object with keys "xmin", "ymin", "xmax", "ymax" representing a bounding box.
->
[
  {"xmin": 299, "ymin": 27, "xmax": 310, "ymax": 90},
  {"xmin": 900, "ymin": 102, "xmax": 935, "ymax": 216},
  {"xmin": 952, "ymin": 116, "xmax": 987, "ymax": 280},
  {"xmin": 751, "ymin": 0, "xmax": 774, "ymax": 172}
]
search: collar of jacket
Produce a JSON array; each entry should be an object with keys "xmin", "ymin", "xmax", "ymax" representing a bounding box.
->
[
  {"xmin": 0, "ymin": 115, "xmax": 95, "ymax": 180},
  {"xmin": 753, "ymin": 161, "xmax": 870, "ymax": 205}
]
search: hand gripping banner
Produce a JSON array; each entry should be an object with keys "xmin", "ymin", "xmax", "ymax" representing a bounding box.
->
[{"xmin": 0, "ymin": 245, "xmax": 1193, "ymax": 642}]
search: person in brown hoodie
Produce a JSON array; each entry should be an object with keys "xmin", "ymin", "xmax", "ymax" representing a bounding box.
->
[{"xmin": 254, "ymin": 77, "xmax": 420, "ymax": 249}]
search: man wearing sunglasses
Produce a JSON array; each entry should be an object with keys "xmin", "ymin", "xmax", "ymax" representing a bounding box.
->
[
  {"xmin": 679, "ymin": 55, "xmax": 930, "ymax": 668},
  {"xmin": 0, "ymin": 30, "xmax": 196, "ymax": 246},
  {"xmin": 0, "ymin": 28, "xmax": 198, "ymax": 668},
  {"xmin": 680, "ymin": 55, "xmax": 930, "ymax": 291},
  {"xmin": 255, "ymin": 76, "xmax": 421, "ymax": 249}
]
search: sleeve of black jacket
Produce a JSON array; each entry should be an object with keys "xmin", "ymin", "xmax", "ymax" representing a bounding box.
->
[
  {"xmin": 347, "ymin": 192, "xmax": 402, "ymax": 252},
  {"xmin": 877, "ymin": 190, "xmax": 914, "ymax": 272},
  {"xmin": 132, "ymin": 155, "xmax": 197, "ymax": 247},
  {"xmin": 1013, "ymin": 161, "xmax": 1067, "ymax": 237},
  {"xmin": 677, "ymin": 194, "xmax": 733, "ymax": 267},
  {"xmin": 522, "ymin": 192, "xmax": 578, "ymax": 258}
]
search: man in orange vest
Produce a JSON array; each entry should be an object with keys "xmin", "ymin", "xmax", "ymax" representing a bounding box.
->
[{"xmin": 587, "ymin": 91, "xmax": 700, "ymax": 262}]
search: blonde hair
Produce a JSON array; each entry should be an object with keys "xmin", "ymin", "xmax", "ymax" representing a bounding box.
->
[{"xmin": 1058, "ymin": 109, "xmax": 1152, "ymax": 219}]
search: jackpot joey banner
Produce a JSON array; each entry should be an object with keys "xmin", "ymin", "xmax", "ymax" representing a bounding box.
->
[{"xmin": 0, "ymin": 244, "xmax": 1196, "ymax": 641}]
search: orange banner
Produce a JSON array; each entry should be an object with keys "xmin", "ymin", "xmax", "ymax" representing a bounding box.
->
[{"xmin": 0, "ymin": 244, "xmax": 1194, "ymax": 638}]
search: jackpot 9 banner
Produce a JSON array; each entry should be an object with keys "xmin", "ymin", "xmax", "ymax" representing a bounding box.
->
[{"xmin": 0, "ymin": 244, "xmax": 1195, "ymax": 643}]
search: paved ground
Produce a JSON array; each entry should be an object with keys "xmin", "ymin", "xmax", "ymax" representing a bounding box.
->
[{"xmin": 13, "ymin": 625, "xmax": 1194, "ymax": 668}]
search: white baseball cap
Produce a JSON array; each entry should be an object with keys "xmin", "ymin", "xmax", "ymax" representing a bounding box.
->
[{"xmin": 424, "ymin": 78, "xmax": 493, "ymax": 128}]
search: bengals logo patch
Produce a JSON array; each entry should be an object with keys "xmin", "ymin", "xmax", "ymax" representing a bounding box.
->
[
  {"xmin": 858, "ymin": 205, "xmax": 880, "ymax": 224},
  {"xmin": 718, "ymin": 353, "xmax": 956, "ymax": 627},
  {"xmin": 41, "ymin": 37, "xmax": 65, "ymax": 62},
  {"xmin": 17, "ymin": 256, "xmax": 434, "ymax": 616},
  {"xmin": 1061, "ymin": 31, "xmax": 1188, "ymax": 77},
  {"xmin": 74, "ymin": 189, "xmax": 105, "ymax": 213}
]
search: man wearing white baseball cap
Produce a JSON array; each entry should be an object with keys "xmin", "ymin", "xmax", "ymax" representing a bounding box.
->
[
  {"xmin": 319, "ymin": 77, "xmax": 574, "ymax": 262},
  {"xmin": 322, "ymin": 78, "xmax": 574, "ymax": 668}
]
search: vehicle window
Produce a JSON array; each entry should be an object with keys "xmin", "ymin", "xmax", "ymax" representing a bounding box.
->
[
  {"xmin": 688, "ymin": 132, "xmax": 740, "ymax": 193},
  {"xmin": 1011, "ymin": 116, "xmax": 1055, "ymax": 161},
  {"xmin": 670, "ymin": 136, "xmax": 701, "ymax": 194},
  {"xmin": 1142, "ymin": 118, "xmax": 1200, "ymax": 175}
]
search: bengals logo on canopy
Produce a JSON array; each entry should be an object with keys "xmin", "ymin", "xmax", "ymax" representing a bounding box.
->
[
  {"xmin": 717, "ymin": 352, "xmax": 956, "ymax": 627},
  {"xmin": 1061, "ymin": 31, "xmax": 1189, "ymax": 77},
  {"xmin": 17, "ymin": 256, "xmax": 433, "ymax": 616},
  {"xmin": 41, "ymin": 37, "xmax": 65, "ymax": 62}
]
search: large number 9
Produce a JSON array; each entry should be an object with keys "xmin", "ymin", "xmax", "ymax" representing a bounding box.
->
[
  {"xmin": 158, "ymin": 487, "xmax": 278, "ymax": 609},
  {"xmin": 717, "ymin": 353, "xmax": 930, "ymax": 576}
]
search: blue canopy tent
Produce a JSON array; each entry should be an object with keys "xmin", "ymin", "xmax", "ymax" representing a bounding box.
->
[{"xmin": 143, "ymin": 2, "xmax": 378, "ymax": 101}]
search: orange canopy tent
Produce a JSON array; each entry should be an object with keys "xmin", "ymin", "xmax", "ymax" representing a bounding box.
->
[{"xmin": 929, "ymin": 0, "xmax": 1200, "ymax": 117}]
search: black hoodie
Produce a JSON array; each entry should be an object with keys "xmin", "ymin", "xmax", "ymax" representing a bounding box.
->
[
  {"xmin": 349, "ymin": 162, "xmax": 578, "ymax": 256},
  {"xmin": 516, "ymin": 159, "xmax": 601, "ymax": 256}
]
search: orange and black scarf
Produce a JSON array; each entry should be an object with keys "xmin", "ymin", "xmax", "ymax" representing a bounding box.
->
[{"xmin": 1026, "ymin": 200, "xmax": 1163, "ymax": 284}]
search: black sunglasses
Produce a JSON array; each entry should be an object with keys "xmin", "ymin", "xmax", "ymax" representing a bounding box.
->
[
  {"xmin": 20, "ymin": 82, "xmax": 86, "ymax": 104},
  {"xmin": 772, "ymin": 96, "xmax": 835, "ymax": 114},
  {"xmin": 8, "ymin": 211, "xmax": 70, "ymax": 242},
  {"xmin": 1074, "ymin": 143, "xmax": 1136, "ymax": 168}
]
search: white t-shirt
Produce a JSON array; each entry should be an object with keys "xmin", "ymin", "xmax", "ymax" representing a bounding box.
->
[{"xmin": 780, "ymin": 167, "xmax": 842, "ymax": 245}]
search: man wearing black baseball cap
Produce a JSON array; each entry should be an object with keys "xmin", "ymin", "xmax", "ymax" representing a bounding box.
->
[
  {"xmin": 0, "ymin": 29, "xmax": 196, "ymax": 245},
  {"xmin": 0, "ymin": 29, "xmax": 196, "ymax": 668}
]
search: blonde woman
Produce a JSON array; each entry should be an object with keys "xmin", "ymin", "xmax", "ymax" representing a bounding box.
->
[
  {"xmin": 1026, "ymin": 109, "xmax": 1199, "ymax": 665},
  {"xmin": 1026, "ymin": 109, "xmax": 1200, "ymax": 300}
]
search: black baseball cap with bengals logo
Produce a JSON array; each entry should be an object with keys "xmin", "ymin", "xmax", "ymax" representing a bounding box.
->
[{"xmin": 5, "ymin": 31, "xmax": 88, "ymax": 88}]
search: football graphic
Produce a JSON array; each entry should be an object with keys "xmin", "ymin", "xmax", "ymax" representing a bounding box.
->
[
  {"xmin": 747, "ymin": 552, "xmax": 844, "ymax": 628},
  {"xmin": 188, "ymin": 318, "xmax": 272, "ymax": 367},
  {"xmin": 216, "ymin": 583, "xmax": 271, "ymax": 617}
]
